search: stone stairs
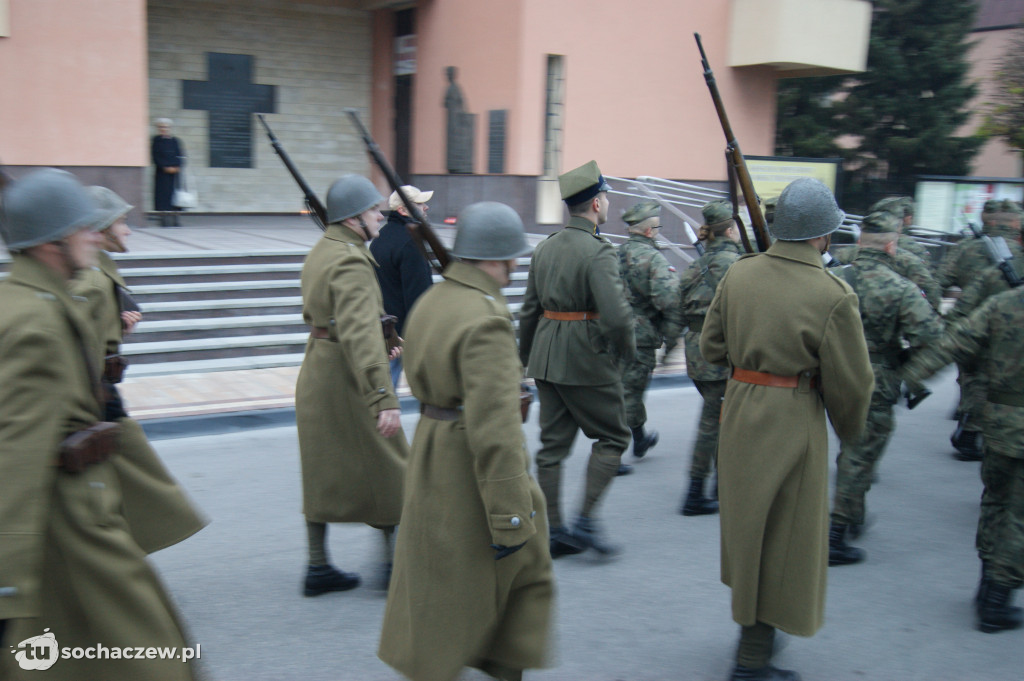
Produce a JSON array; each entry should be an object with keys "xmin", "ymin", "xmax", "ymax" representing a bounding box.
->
[{"xmin": 107, "ymin": 251, "xmax": 530, "ymax": 377}]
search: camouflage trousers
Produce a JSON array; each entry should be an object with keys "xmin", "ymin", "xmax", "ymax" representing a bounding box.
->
[
  {"xmin": 978, "ymin": 451, "xmax": 1024, "ymax": 588},
  {"xmin": 689, "ymin": 379, "xmax": 725, "ymax": 479},
  {"xmin": 955, "ymin": 362, "xmax": 986, "ymax": 431},
  {"xmin": 621, "ymin": 346, "xmax": 657, "ymax": 429},
  {"xmin": 832, "ymin": 372, "xmax": 899, "ymax": 526}
]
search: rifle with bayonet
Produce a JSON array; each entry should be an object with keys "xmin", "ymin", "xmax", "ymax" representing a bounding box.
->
[
  {"xmin": 967, "ymin": 221, "xmax": 1023, "ymax": 288},
  {"xmin": 257, "ymin": 115, "xmax": 328, "ymax": 230},
  {"xmin": 256, "ymin": 115, "xmax": 399, "ymax": 350},
  {"xmin": 695, "ymin": 33, "xmax": 770, "ymax": 253},
  {"xmin": 344, "ymin": 108, "xmax": 451, "ymax": 274}
]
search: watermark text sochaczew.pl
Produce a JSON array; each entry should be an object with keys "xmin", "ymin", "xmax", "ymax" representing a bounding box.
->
[{"xmin": 10, "ymin": 629, "xmax": 200, "ymax": 671}]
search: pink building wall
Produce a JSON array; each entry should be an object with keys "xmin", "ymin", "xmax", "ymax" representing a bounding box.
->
[
  {"xmin": 0, "ymin": 0, "xmax": 148, "ymax": 167},
  {"xmin": 965, "ymin": 28, "xmax": 1023, "ymax": 178},
  {"xmin": 407, "ymin": 0, "xmax": 777, "ymax": 182}
]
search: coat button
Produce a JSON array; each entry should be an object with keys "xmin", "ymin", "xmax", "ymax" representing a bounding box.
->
[
  {"xmin": 510, "ymin": 516, "xmax": 521, "ymax": 528},
  {"xmin": 378, "ymin": 388, "xmax": 386, "ymax": 394}
]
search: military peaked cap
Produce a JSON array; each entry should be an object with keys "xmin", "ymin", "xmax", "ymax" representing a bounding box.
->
[
  {"xmin": 859, "ymin": 210, "xmax": 900, "ymax": 234},
  {"xmin": 559, "ymin": 160, "xmax": 611, "ymax": 204}
]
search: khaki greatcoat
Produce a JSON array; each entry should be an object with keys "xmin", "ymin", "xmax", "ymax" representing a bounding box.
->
[
  {"xmin": 700, "ymin": 240, "xmax": 873, "ymax": 637},
  {"xmin": 0, "ymin": 256, "xmax": 192, "ymax": 681},
  {"xmin": 379, "ymin": 262, "xmax": 554, "ymax": 681},
  {"xmin": 295, "ymin": 224, "xmax": 408, "ymax": 525},
  {"xmin": 73, "ymin": 252, "xmax": 207, "ymax": 553}
]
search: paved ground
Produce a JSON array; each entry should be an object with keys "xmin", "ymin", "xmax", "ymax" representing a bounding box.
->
[{"xmin": 144, "ymin": 370, "xmax": 1020, "ymax": 681}]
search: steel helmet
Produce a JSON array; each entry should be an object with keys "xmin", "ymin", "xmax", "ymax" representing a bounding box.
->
[
  {"xmin": 770, "ymin": 178, "xmax": 844, "ymax": 241},
  {"xmin": 87, "ymin": 186, "xmax": 133, "ymax": 231},
  {"xmin": 450, "ymin": 202, "xmax": 532, "ymax": 260},
  {"xmin": 325, "ymin": 175, "xmax": 383, "ymax": 224},
  {"xmin": 1, "ymin": 168, "xmax": 102, "ymax": 251}
]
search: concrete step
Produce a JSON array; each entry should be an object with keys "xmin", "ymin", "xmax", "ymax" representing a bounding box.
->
[
  {"xmin": 128, "ymin": 315, "xmax": 305, "ymax": 342},
  {"xmin": 123, "ymin": 332, "xmax": 309, "ymax": 364},
  {"xmin": 138, "ymin": 297, "xmax": 303, "ymax": 321},
  {"xmin": 124, "ymin": 353, "xmax": 306, "ymax": 377},
  {"xmin": 131, "ymin": 280, "xmax": 302, "ymax": 303}
]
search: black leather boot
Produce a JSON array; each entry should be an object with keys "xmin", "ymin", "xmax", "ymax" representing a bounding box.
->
[
  {"xmin": 829, "ymin": 522, "xmax": 865, "ymax": 566},
  {"xmin": 977, "ymin": 583, "xmax": 1023, "ymax": 633},
  {"xmin": 975, "ymin": 560, "xmax": 991, "ymax": 612},
  {"xmin": 571, "ymin": 516, "xmax": 621, "ymax": 556},
  {"xmin": 730, "ymin": 664, "xmax": 801, "ymax": 680},
  {"xmin": 681, "ymin": 477, "xmax": 719, "ymax": 516},
  {"xmin": 303, "ymin": 564, "xmax": 360, "ymax": 596},
  {"xmin": 549, "ymin": 526, "xmax": 585, "ymax": 558},
  {"xmin": 951, "ymin": 415, "xmax": 983, "ymax": 461},
  {"xmin": 631, "ymin": 425, "xmax": 659, "ymax": 459},
  {"xmin": 616, "ymin": 463, "xmax": 634, "ymax": 476}
]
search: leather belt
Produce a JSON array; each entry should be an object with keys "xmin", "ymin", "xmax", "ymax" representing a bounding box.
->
[
  {"xmin": 732, "ymin": 367, "xmax": 819, "ymax": 390},
  {"xmin": 988, "ymin": 390, "xmax": 1024, "ymax": 408},
  {"xmin": 310, "ymin": 326, "xmax": 332, "ymax": 340},
  {"xmin": 57, "ymin": 422, "xmax": 120, "ymax": 473},
  {"xmin": 544, "ymin": 310, "xmax": 600, "ymax": 321},
  {"xmin": 421, "ymin": 404, "xmax": 462, "ymax": 421}
]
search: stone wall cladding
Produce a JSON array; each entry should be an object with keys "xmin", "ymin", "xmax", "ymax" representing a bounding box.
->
[{"xmin": 147, "ymin": 0, "xmax": 373, "ymax": 213}]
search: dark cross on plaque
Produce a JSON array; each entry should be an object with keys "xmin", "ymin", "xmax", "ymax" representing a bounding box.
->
[{"xmin": 183, "ymin": 53, "xmax": 276, "ymax": 168}]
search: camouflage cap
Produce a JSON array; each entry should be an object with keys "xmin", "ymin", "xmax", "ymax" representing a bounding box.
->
[
  {"xmin": 763, "ymin": 195, "xmax": 779, "ymax": 225},
  {"xmin": 871, "ymin": 196, "xmax": 913, "ymax": 218},
  {"xmin": 622, "ymin": 200, "xmax": 660, "ymax": 226},
  {"xmin": 983, "ymin": 198, "xmax": 1022, "ymax": 215},
  {"xmin": 559, "ymin": 160, "xmax": 611, "ymax": 204},
  {"xmin": 858, "ymin": 210, "xmax": 900, "ymax": 234},
  {"xmin": 702, "ymin": 199, "xmax": 733, "ymax": 227}
]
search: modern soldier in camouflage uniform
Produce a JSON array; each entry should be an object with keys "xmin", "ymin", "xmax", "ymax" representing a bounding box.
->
[
  {"xmin": 828, "ymin": 211, "xmax": 945, "ymax": 566},
  {"xmin": 676, "ymin": 200, "xmax": 742, "ymax": 516},
  {"xmin": 833, "ymin": 233, "xmax": 942, "ymax": 311},
  {"xmin": 872, "ymin": 196, "xmax": 934, "ymax": 267},
  {"xmin": 938, "ymin": 200, "xmax": 1024, "ymax": 461},
  {"xmin": 617, "ymin": 200, "xmax": 681, "ymax": 474},
  {"xmin": 947, "ymin": 201, "xmax": 1023, "ymax": 325},
  {"xmin": 901, "ymin": 286, "xmax": 1024, "ymax": 633}
]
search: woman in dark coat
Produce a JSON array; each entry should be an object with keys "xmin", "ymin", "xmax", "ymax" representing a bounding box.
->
[{"xmin": 151, "ymin": 118, "xmax": 184, "ymax": 226}]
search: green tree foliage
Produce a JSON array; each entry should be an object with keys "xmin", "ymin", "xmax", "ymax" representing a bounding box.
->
[
  {"xmin": 980, "ymin": 27, "xmax": 1024, "ymax": 154},
  {"xmin": 775, "ymin": 0, "xmax": 984, "ymax": 212}
]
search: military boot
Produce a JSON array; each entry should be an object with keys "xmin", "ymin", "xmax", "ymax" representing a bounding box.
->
[
  {"xmin": 681, "ymin": 477, "xmax": 719, "ymax": 516},
  {"xmin": 730, "ymin": 665, "xmax": 802, "ymax": 681},
  {"xmin": 974, "ymin": 560, "xmax": 991, "ymax": 613},
  {"xmin": 977, "ymin": 583, "xmax": 1023, "ymax": 633},
  {"xmin": 951, "ymin": 415, "xmax": 983, "ymax": 461},
  {"xmin": 304, "ymin": 564, "xmax": 360, "ymax": 596},
  {"xmin": 828, "ymin": 523, "xmax": 865, "ymax": 566},
  {"xmin": 549, "ymin": 526, "xmax": 585, "ymax": 558},
  {"xmin": 616, "ymin": 463, "xmax": 635, "ymax": 476},
  {"xmin": 630, "ymin": 426, "xmax": 659, "ymax": 459},
  {"xmin": 570, "ymin": 516, "xmax": 621, "ymax": 557}
]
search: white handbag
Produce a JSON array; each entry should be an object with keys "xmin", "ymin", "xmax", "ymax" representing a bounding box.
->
[{"xmin": 172, "ymin": 168, "xmax": 198, "ymax": 209}]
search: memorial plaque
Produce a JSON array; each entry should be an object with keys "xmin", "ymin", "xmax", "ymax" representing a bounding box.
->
[
  {"xmin": 183, "ymin": 53, "xmax": 276, "ymax": 168},
  {"xmin": 488, "ymin": 109, "xmax": 507, "ymax": 174}
]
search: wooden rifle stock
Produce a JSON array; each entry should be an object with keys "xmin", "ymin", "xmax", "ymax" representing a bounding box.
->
[
  {"xmin": 344, "ymin": 108, "xmax": 451, "ymax": 273},
  {"xmin": 695, "ymin": 33, "xmax": 770, "ymax": 253},
  {"xmin": 257, "ymin": 114, "xmax": 328, "ymax": 231}
]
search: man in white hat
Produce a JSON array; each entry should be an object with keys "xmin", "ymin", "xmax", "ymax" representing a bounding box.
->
[{"xmin": 370, "ymin": 184, "xmax": 436, "ymax": 388}]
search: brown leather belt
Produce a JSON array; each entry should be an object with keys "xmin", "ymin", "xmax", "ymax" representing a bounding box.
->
[
  {"xmin": 421, "ymin": 404, "xmax": 462, "ymax": 421},
  {"xmin": 310, "ymin": 326, "xmax": 332, "ymax": 340},
  {"xmin": 544, "ymin": 310, "xmax": 600, "ymax": 321},
  {"xmin": 732, "ymin": 367, "xmax": 819, "ymax": 390},
  {"xmin": 57, "ymin": 422, "xmax": 120, "ymax": 473}
]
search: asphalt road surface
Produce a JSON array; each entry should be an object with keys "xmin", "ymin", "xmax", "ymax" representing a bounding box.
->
[{"xmin": 146, "ymin": 368, "xmax": 1020, "ymax": 681}]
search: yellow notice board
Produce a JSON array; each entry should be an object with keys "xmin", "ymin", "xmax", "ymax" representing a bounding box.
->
[
  {"xmin": 0, "ymin": 0, "xmax": 9, "ymax": 37},
  {"xmin": 744, "ymin": 156, "xmax": 842, "ymax": 202}
]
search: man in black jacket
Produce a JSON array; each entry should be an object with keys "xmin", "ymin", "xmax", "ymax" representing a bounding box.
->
[{"xmin": 370, "ymin": 185, "xmax": 435, "ymax": 388}]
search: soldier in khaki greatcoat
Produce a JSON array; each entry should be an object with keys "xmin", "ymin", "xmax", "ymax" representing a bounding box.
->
[
  {"xmin": 0, "ymin": 169, "xmax": 194, "ymax": 681},
  {"xmin": 519, "ymin": 161, "xmax": 636, "ymax": 558},
  {"xmin": 295, "ymin": 174, "xmax": 408, "ymax": 596},
  {"xmin": 380, "ymin": 202, "xmax": 553, "ymax": 681},
  {"xmin": 72, "ymin": 186, "xmax": 207, "ymax": 554},
  {"xmin": 701, "ymin": 178, "xmax": 873, "ymax": 681}
]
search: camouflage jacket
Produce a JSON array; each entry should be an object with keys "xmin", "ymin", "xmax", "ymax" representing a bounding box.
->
[
  {"xmin": 898, "ymin": 233, "xmax": 934, "ymax": 268},
  {"xmin": 903, "ymin": 287, "xmax": 1024, "ymax": 460},
  {"xmin": 948, "ymin": 257, "xmax": 1024, "ymax": 324},
  {"xmin": 834, "ymin": 244, "xmax": 941, "ymax": 311},
  {"xmin": 937, "ymin": 223, "xmax": 1023, "ymax": 291},
  {"xmin": 618, "ymin": 234, "xmax": 681, "ymax": 349},
  {"xmin": 833, "ymin": 248, "xmax": 943, "ymax": 376},
  {"xmin": 678, "ymin": 238, "xmax": 742, "ymax": 380}
]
